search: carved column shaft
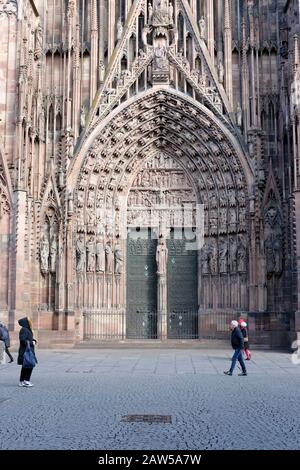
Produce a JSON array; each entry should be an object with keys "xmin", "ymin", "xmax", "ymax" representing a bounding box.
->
[
  {"xmin": 108, "ymin": 0, "xmax": 116, "ymax": 60},
  {"xmin": 157, "ymin": 274, "xmax": 167, "ymax": 340},
  {"xmin": 224, "ymin": 0, "xmax": 233, "ymax": 105},
  {"xmin": 206, "ymin": 0, "xmax": 214, "ymax": 63},
  {"xmin": 90, "ymin": 0, "xmax": 98, "ymax": 105}
]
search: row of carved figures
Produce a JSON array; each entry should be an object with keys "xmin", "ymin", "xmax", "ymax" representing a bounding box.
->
[
  {"xmin": 201, "ymin": 237, "xmax": 248, "ymax": 275},
  {"xmin": 75, "ymin": 235, "xmax": 123, "ymax": 274}
]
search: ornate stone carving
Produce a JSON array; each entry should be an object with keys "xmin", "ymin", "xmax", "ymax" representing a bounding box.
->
[
  {"xmin": 0, "ymin": 184, "xmax": 10, "ymax": 218},
  {"xmin": 76, "ymin": 235, "xmax": 86, "ymax": 273},
  {"xmin": 40, "ymin": 234, "xmax": 49, "ymax": 274},
  {"xmin": 96, "ymin": 239, "xmax": 105, "ymax": 272},
  {"xmin": 105, "ymin": 242, "xmax": 114, "ymax": 274},
  {"xmin": 0, "ymin": 0, "xmax": 17, "ymax": 17},
  {"xmin": 114, "ymin": 244, "xmax": 123, "ymax": 274},
  {"xmin": 264, "ymin": 199, "xmax": 283, "ymax": 276},
  {"xmin": 86, "ymin": 236, "xmax": 95, "ymax": 272},
  {"xmin": 156, "ymin": 237, "xmax": 168, "ymax": 275},
  {"xmin": 49, "ymin": 235, "xmax": 58, "ymax": 273}
]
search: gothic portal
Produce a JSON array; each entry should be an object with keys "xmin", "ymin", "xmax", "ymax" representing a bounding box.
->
[{"xmin": 0, "ymin": 1, "xmax": 300, "ymax": 347}]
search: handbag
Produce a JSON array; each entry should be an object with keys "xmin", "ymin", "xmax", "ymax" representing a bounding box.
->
[{"xmin": 23, "ymin": 340, "xmax": 38, "ymax": 369}]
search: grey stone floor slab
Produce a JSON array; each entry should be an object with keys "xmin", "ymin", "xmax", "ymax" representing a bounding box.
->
[{"xmin": 1, "ymin": 349, "xmax": 300, "ymax": 450}]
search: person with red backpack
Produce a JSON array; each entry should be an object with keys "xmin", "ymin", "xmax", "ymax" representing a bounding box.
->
[{"xmin": 238, "ymin": 319, "xmax": 251, "ymax": 360}]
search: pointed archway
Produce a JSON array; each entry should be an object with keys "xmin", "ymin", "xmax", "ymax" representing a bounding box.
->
[{"xmin": 67, "ymin": 88, "xmax": 255, "ymax": 340}]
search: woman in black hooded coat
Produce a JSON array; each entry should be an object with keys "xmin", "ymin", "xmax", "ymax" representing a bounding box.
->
[{"xmin": 18, "ymin": 317, "xmax": 37, "ymax": 387}]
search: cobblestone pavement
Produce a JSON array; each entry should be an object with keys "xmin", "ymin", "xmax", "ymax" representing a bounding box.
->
[{"xmin": 1, "ymin": 349, "xmax": 300, "ymax": 450}]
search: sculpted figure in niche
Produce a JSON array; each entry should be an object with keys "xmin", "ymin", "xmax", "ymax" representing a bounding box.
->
[
  {"xmin": 34, "ymin": 23, "xmax": 43, "ymax": 60},
  {"xmin": 117, "ymin": 18, "xmax": 123, "ymax": 41},
  {"xmin": 50, "ymin": 235, "xmax": 58, "ymax": 273},
  {"xmin": 236, "ymin": 103, "xmax": 242, "ymax": 128},
  {"xmin": 114, "ymin": 244, "xmax": 123, "ymax": 274},
  {"xmin": 218, "ymin": 60, "xmax": 224, "ymax": 84},
  {"xmin": 156, "ymin": 237, "xmax": 168, "ymax": 275},
  {"xmin": 210, "ymin": 240, "xmax": 218, "ymax": 274},
  {"xmin": 76, "ymin": 234, "xmax": 85, "ymax": 273},
  {"xmin": 229, "ymin": 237, "xmax": 238, "ymax": 272},
  {"xmin": 86, "ymin": 237, "xmax": 95, "ymax": 272},
  {"xmin": 219, "ymin": 239, "xmax": 228, "ymax": 273},
  {"xmin": 152, "ymin": 0, "xmax": 170, "ymax": 26},
  {"xmin": 199, "ymin": 16, "xmax": 206, "ymax": 39},
  {"xmin": 201, "ymin": 242, "xmax": 211, "ymax": 274},
  {"xmin": 237, "ymin": 237, "xmax": 247, "ymax": 273},
  {"xmin": 96, "ymin": 239, "xmax": 105, "ymax": 272},
  {"xmin": 154, "ymin": 43, "xmax": 168, "ymax": 70},
  {"xmin": 105, "ymin": 242, "xmax": 114, "ymax": 274},
  {"xmin": 40, "ymin": 233, "xmax": 49, "ymax": 273}
]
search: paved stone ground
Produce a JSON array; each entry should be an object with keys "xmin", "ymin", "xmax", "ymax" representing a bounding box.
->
[{"xmin": 1, "ymin": 349, "xmax": 300, "ymax": 450}]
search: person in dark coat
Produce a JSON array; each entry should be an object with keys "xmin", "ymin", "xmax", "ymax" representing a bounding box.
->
[
  {"xmin": 0, "ymin": 322, "xmax": 14, "ymax": 363},
  {"xmin": 224, "ymin": 320, "xmax": 247, "ymax": 376},
  {"xmin": 239, "ymin": 320, "xmax": 251, "ymax": 360},
  {"xmin": 17, "ymin": 317, "xmax": 37, "ymax": 387}
]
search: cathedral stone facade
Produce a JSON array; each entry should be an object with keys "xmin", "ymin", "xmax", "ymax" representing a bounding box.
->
[{"xmin": 0, "ymin": 0, "xmax": 300, "ymax": 348}]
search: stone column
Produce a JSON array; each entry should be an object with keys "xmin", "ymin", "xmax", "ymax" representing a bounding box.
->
[
  {"xmin": 206, "ymin": 0, "xmax": 214, "ymax": 63},
  {"xmin": 108, "ymin": 0, "xmax": 116, "ymax": 60},
  {"xmin": 157, "ymin": 274, "xmax": 167, "ymax": 340},
  {"xmin": 294, "ymin": 191, "xmax": 300, "ymax": 336},
  {"xmin": 224, "ymin": 0, "xmax": 233, "ymax": 105},
  {"xmin": 10, "ymin": 190, "xmax": 27, "ymax": 330},
  {"xmin": 90, "ymin": 0, "xmax": 98, "ymax": 105}
]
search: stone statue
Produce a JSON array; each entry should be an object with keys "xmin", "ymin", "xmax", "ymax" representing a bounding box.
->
[
  {"xmin": 199, "ymin": 16, "xmax": 206, "ymax": 39},
  {"xmin": 154, "ymin": 44, "xmax": 168, "ymax": 70},
  {"xmin": 66, "ymin": 131, "xmax": 74, "ymax": 159},
  {"xmin": 169, "ymin": 2, "xmax": 174, "ymax": 23},
  {"xmin": 117, "ymin": 18, "xmax": 123, "ymax": 41},
  {"xmin": 237, "ymin": 237, "xmax": 247, "ymax": 273},
  {"xmin": 34, "ymin": 23, "xmax": 43, "ymax": 60},
  {"xmin": 67, "ymin": 192, "xmax": 74, "ymax": 214},
  {"xmin": 229, "ymin": 238, "xmax": 238, "ymax": 272},
  {"xmin": 236, "ymin": 103, "xmax": 242, "ymax": 128},
  {"xmin": 114, "ymin": 244, "xmax": 123, "ymax": 274},
  {"xmin": 96, "ymin": 239, "xmax": 105, "ymax": 273},
  {"xmin": 80, "ymin": 106, "xmax": 86, "ymax": 130},
  {"xmin": 156, "ymin": 238, "xmax": 168, "ymax": 275},
  {"xmin": 219, "ymin": 239, "xmax": 228, "ymax": 273},
  {"xmin": 76, "ymin": 235, "xmax": 85, "ymax": 273},
  {"xmin": 210, "ymin": 240, "xmax": 218, "ymax": 274},
  {"xmin": 99, "ymin": 60, "xmax": 105, "ymax": 82},
  {"xmin": 148, "ymin": 3, "xmax": 153, "ymax": 22},
  {"xmin": 273, "ymin": 236, "xmax": 283, "ymax": 275},
  {"xmin": 40, "ymin": 234, "xmax": 49, "ymax": 273},
  {"xmin": 201, "ymin": 243, "xmax": 210, "ymax": 274},
  {"xmin": 105, "ymin": 242, "xmax": 114, "ymax": 274},
  {"xmin": 86, "ymin": 237, "xmax": 95, "ymax": 272},
  {"xmin": 50, "ymin": 235, "xmax": 58, "ymax": 273},
  {"xmin": 218, "ymin": 60, "xmax": 224, "ymax": 84},
  {"xmin": 152, "ymin": 0, "xmax": 171, "ymax": 26}
]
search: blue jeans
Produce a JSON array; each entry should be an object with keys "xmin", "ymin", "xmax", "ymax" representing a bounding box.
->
[{"xmin": 230, "ymin": 349, "xmax": 246, "ymax": 373}]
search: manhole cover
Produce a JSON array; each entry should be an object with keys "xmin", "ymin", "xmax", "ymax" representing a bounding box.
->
[{"xmin": 121, "ymin": 415, "xmax": 172, "ymax": 424}]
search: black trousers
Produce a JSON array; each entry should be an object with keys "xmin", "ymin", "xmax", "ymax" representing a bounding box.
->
[
  {"xmin": 5, "ymin": 346, "xmax": 13, "ymax": 362},
  {"xmin": 20, "ymin": 367, "xmax": 33, "ymax": 382}
]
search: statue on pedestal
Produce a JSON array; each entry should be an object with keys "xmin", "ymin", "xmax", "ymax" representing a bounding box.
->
[{"xmin": 156, "ymin": 237, "xmax": 168, "ymax": 275}]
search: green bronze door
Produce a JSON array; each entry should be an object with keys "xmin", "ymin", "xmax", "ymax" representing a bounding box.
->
[
  {"xmin": 167, "ymin": 232, "xmax": 198, "ymax": 339},
  {"xmin": 127, "ymin": 229, "xmax": 157, "ymax": 339}
]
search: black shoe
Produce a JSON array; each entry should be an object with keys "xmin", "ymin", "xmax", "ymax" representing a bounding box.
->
[
  {"xmin": 224, "ymin": 371, "xmax": 232, "ymax": 376},
  {"xmin": 238, "ymin": 372, "xmax": 247, "ymax": 376},
  {"xmin": 8, "ymin": 359, "xmax": 14, "ymax": 363}
]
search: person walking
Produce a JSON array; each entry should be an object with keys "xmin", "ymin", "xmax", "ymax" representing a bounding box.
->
[
  {"xmin": 0, "ymin": 322, "xmax": 14, "ymax": 363},
  {"xmin": 239, "ymin": 320, "xmax": 251, "ymax": 360},
  {"xmin": 17, "ymin": 317, "xmax": 37, "ymax": 387},
  {"xmin": 224, "ymin": 320, "xmax": 247, "ymax": 376}
]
